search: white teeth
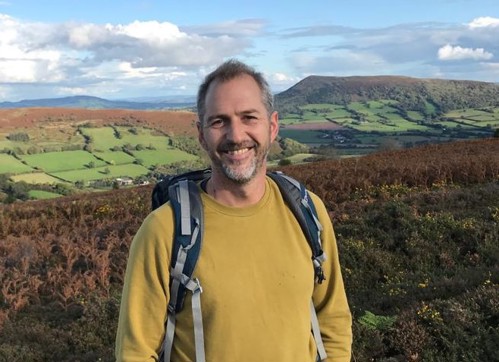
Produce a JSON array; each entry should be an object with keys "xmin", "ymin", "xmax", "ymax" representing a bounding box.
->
[{"xmin": 227, "ymin": 148, "xmax": 250, "ymax": 155}]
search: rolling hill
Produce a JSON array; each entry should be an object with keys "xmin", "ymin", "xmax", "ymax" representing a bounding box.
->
[
  {"xmin": 275, "ymin": 75, "xmax": 499, "ymax": 115},
  {"xmin": 0, "ymin": 95, "xmax": 194, "ymax": 110},
  {"xmin": 2, "ymin": 76, "xmax": 499, "ymax": 114}
]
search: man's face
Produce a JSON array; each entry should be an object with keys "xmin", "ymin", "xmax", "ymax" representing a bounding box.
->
[{"xmin": 198, "ymin": 74, "xmax": 278, "ymax": 184}]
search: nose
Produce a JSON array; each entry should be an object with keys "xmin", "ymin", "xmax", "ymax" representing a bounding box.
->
[{"xmin": 226, "ymin": 118, "xmax": 246, "ymax": 143}]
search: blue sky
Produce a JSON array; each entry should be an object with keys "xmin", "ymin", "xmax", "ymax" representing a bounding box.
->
[{"xmin": 0, "ymin": 0, "xmax": 498, "ymax": 101}]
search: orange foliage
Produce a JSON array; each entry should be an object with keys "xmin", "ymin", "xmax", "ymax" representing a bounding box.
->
[{"xmin": 0, "ymin": 138, "xmax": 498, "ymax": 327}]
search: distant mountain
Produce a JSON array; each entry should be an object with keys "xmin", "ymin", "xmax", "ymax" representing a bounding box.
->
[
  {"xmin": 275, "ymin": 75, "xmax": 499, "ymax": 114},
  {"xmin": 118, "ymin": 95, "xmax": 196, "ymax": 103},
  {"xmin": 2, "ymin": 76, "xmax": 499, "ymax": 113},
  {"xmin": 0, "ymin": 95, "xmax": 195, "ymax": 110}
]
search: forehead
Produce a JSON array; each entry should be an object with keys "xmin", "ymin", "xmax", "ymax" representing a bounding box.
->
[{"xmin": 204, "ymin": 75, "xmax": 265, "ymax": 113}]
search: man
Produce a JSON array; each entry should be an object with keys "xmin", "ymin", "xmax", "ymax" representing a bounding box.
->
[{"xmin": 115, "ymin": 59, "xmax": 352, "ymax": 361}]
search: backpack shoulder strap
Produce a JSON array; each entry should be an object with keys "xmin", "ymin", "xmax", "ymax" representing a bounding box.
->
[
  {"xmin": 267, "ymin": 171, "xmax": 326, "ymax": 283},
  {"xmin": 161, "ymin": 176, "xmax": 207, "ymax": 362},
  {"xmin": 152, "ymin": 168, "xmax": 212, "ymax": 210},
  {"xmin": 167, "ymin": 178, "xmax": 204, "ymax": 312}
]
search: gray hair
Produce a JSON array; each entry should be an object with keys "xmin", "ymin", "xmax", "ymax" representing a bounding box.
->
[{"xmin": 196, "ymin": 59, "xmax": 274, "ymax": 124}]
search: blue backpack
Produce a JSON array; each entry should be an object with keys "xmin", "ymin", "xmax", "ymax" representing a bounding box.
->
[{"xmin": 151, "ymin": 168, "xmax": 327, "ymax": 361}]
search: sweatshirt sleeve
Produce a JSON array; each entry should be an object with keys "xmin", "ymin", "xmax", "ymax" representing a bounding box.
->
[
  {"xmin": 115, "ymin": 206, "xmax": 173, "ymax": 362},
  {"xmin": 310, "ymin": 193, "xmax": 353, "ymax": 362}
]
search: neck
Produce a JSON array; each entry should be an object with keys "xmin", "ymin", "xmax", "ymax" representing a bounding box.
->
[{"xmin": 207, "ymin": 170, "xmax": 267, "ymax": 207}]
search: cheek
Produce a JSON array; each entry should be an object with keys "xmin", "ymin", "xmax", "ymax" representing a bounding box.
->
[{"xmin": 199, "ymin": 130, "xmax": 218, "ymax": 150}]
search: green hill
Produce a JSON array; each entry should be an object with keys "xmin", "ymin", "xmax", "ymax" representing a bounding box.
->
[{"xmin": 275, "ymin": 75, "xmax": 499, "ymax": 115}]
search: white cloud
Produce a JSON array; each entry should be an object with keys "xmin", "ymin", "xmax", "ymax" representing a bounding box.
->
[
  {"xmin": 438, "ymin": 44, "xmax": 493, "ymax": 61},
  {"xmin": 1, "ymin": 11, "xmax": 499, "ymax": 101},
  {"xmin": 468, "ymin": 16, "xmax": 499, "ymax": 29},
  {"xmin": 266, "ymin": 72, "xmax": 301, "ymax": 92},
  {"xmin": 270, "ymin": 73, "xmax": 293, "ymax": 82},
  {"xmin": 0, "ymin": 14, "xmax": 260, "ymax": 99}
]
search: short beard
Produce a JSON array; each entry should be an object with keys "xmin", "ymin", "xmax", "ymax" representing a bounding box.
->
[
  {"xmin": 221, "ymin": 155, "xmax": 258, "ymax": 184},
  {"xmin": 213, "ymin": 142, "xmax": 270, "ymax": 185}
]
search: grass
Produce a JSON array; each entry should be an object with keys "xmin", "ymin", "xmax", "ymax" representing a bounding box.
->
[
  {"xmin": 19, "ymin": 150, "xmax": 108, "ymax": 172},
  {"xmin": 80, "ymin": 127, "xmax": 121, "ymax": 150},
  {"xmin": 0, "ymin": 154, "xmax": 34, "ymax": 174},
  {"xmin": 407, "ymin": 111, "xmax": 424, "ymax": 121},
  {"xmin": 325, "ymin": 109, "xmax": 352, "ymax": 118},
  {"xmin": 132, "ymin": 149, "xmax": 197, "ymax": 168},
  {"xmin": 11, "ymin": 172, "xmax": 65, "ymax": 184},
  {"xmin": 28, "ymin": 189, "xmax": 62, "ymax": 199},
  {"xmin": 80, "ymin": 126, "xmax": 170, "ymax": 151},
  {"xmin": 94, "ymin": 151, "xmax": 136, "ymax": 165},
  {"xmin": 50, "ymin": 163, "xmax": 150, "ymax": 182},
  {"xmin": 279, "ymin": 129, "xmax": 326, "ymax": 143},
  {"xmin": 0, "ymin": 139, "xmax": 31, "ymax": 153},
  {"xmin": 115, "ymin": 127, "xmax": 170, "ymax": 150},
  {"xmin": 269, "ymin": 153, "xmax": 316, "ymax": 166}
]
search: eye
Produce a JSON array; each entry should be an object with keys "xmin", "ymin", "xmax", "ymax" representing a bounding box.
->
[
  {"xmin": 208, "ymin": 118, "xmax": 225, "ymax": 128},
  {"xmin": 243, "ymin": 114, "xmax": 258, "ymax": 121}
]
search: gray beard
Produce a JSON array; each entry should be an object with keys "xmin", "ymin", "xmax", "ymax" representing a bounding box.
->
[
  {"xmin": 217, "ymin": 147, "xmax": 269, "ymax": 185},
  {"xmin": 221, "ymin": 157, "xmax": 258, "ymax": 184}
]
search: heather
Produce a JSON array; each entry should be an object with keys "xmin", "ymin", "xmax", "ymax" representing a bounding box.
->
[{"xmin": 1, "ymin": 138, "xmax": 498, "ymax": 361}]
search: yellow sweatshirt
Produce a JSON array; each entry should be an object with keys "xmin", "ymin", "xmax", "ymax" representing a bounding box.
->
[{"xmin": 115, "ymin": 177, "xmax": 352, "ymax": 361}]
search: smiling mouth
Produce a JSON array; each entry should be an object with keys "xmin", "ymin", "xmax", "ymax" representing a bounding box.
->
[{"xmin": 225, "ymin": 147, "xmax": 252, "ymax": 155}]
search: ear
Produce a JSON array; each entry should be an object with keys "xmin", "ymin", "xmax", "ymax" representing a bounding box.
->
[{"xmin": 270, "ymin": 111, "xmax": 279, "ymax": 142}]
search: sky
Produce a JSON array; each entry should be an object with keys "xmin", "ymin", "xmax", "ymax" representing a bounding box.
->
[{"xmin": 0, "ymin": 0, "xmax": 498, "ymax": 102}]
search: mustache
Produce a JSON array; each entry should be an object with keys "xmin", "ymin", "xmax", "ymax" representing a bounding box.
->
[{"xmin": 218, "ymin": 141, "xmax": 257, "ymax": 152}]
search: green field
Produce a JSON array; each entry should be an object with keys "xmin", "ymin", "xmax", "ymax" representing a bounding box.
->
[
  {"xmin": 132, "ymin": 149, "xmax": 197, "ymax": 168},
  {"xmin": 11, "ymin": 172, "xmax": 64, "ymax": 184},
  {"xmin": 2, "ymin": 106, "xmax": 497, "ymax": 189},
  {"xmin": 1, "ymin": 124, "xmax": 204, "ymax": 186},
  {"xmin": 278, "ymin": 101, "xmax": 498, "ymax": 151},
  {"xmin": 325, "ymin": 108, "xmax": 352, "ymax": 119},
  {"xmin": 19, "ymin": 150, "xmax": 107, "ymax": 172},
  {"xmin": 51, "ymin": 164, "xmax": 150, "ymax": 182},
  {"xmin": 279, "ymin": 129, "xmax": 327, "ymax": 144},
  {"xmin": 0, "ymin": 139, "xmax": 33, "ymax": 154},
  {"xmin": 80, "ymin": 126, "xmax": 170, "ymax": 151},
  {"xmin": 79, "ymin": 127, "xmax": 121, "ymax": 150},
  {"xmin": 28, "ymin": 190, "xmax": 62, "ymax": 199},
  {"xmin": 0, "ymin": 154, "xmax": 34, "ymax": 174},
  {"xmin": 287, "ymin": 153, "xmax": 315, "ymax": 162},
  {"xmin": 94, "ymin": 150, "xmax": 136, "ymax": 165},
  {"xmin": 407, "ymin": 111, "xmax": 424, "ymax": 121}
]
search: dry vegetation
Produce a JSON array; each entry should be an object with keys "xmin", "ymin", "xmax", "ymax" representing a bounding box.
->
[
  {"xmin": 0, "ymin": 138, "xmax": 498, "ymax": 361},
  {"xmin": 0, "ymin": 108, "xmax": 198, "ymax": 137}
]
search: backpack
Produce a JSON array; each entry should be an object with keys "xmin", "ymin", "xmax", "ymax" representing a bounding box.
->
[{"xmin": 151, "ymin": 168, "xmax": 328, "ymax": 362}]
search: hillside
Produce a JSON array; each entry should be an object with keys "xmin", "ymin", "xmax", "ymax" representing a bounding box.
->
[
  {"xmin": 0, "ymin": 138, "xmax": 498, "ymax": 361},
  {"xmin": 0, "ymin": 107, "xmax": 198, "ymax": 136},
  {"xmin": 275, "ymin": 75, "xmax": 499, "ymax": 115},
  {"xmin": 2, "ymin": 76, "xmax": 499, "ymax": 115},
  {"xmin": 0, "ymin": 95, "xmax": 195, "ymax": 110}
]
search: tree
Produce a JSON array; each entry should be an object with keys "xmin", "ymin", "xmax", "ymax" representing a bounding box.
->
[
  {"xmin": 7, "ymin": 132, "xmax": 30, "ymax": 142},
  {"xmin": 278, "ymin": 158, "xmax": 292, "ymax": 166},
  {"xmin": 5, "ymin": 181, "xmax": 30, "ymax": 202}
]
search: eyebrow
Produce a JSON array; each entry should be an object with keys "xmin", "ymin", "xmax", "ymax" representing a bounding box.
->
[
  {"xmin": 238, "ymin": 109, "xmax": 261, "ymax": 116},
  {"xmin": 205, "ymin": 109, "xmax": 261, "ymax": 123}
]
